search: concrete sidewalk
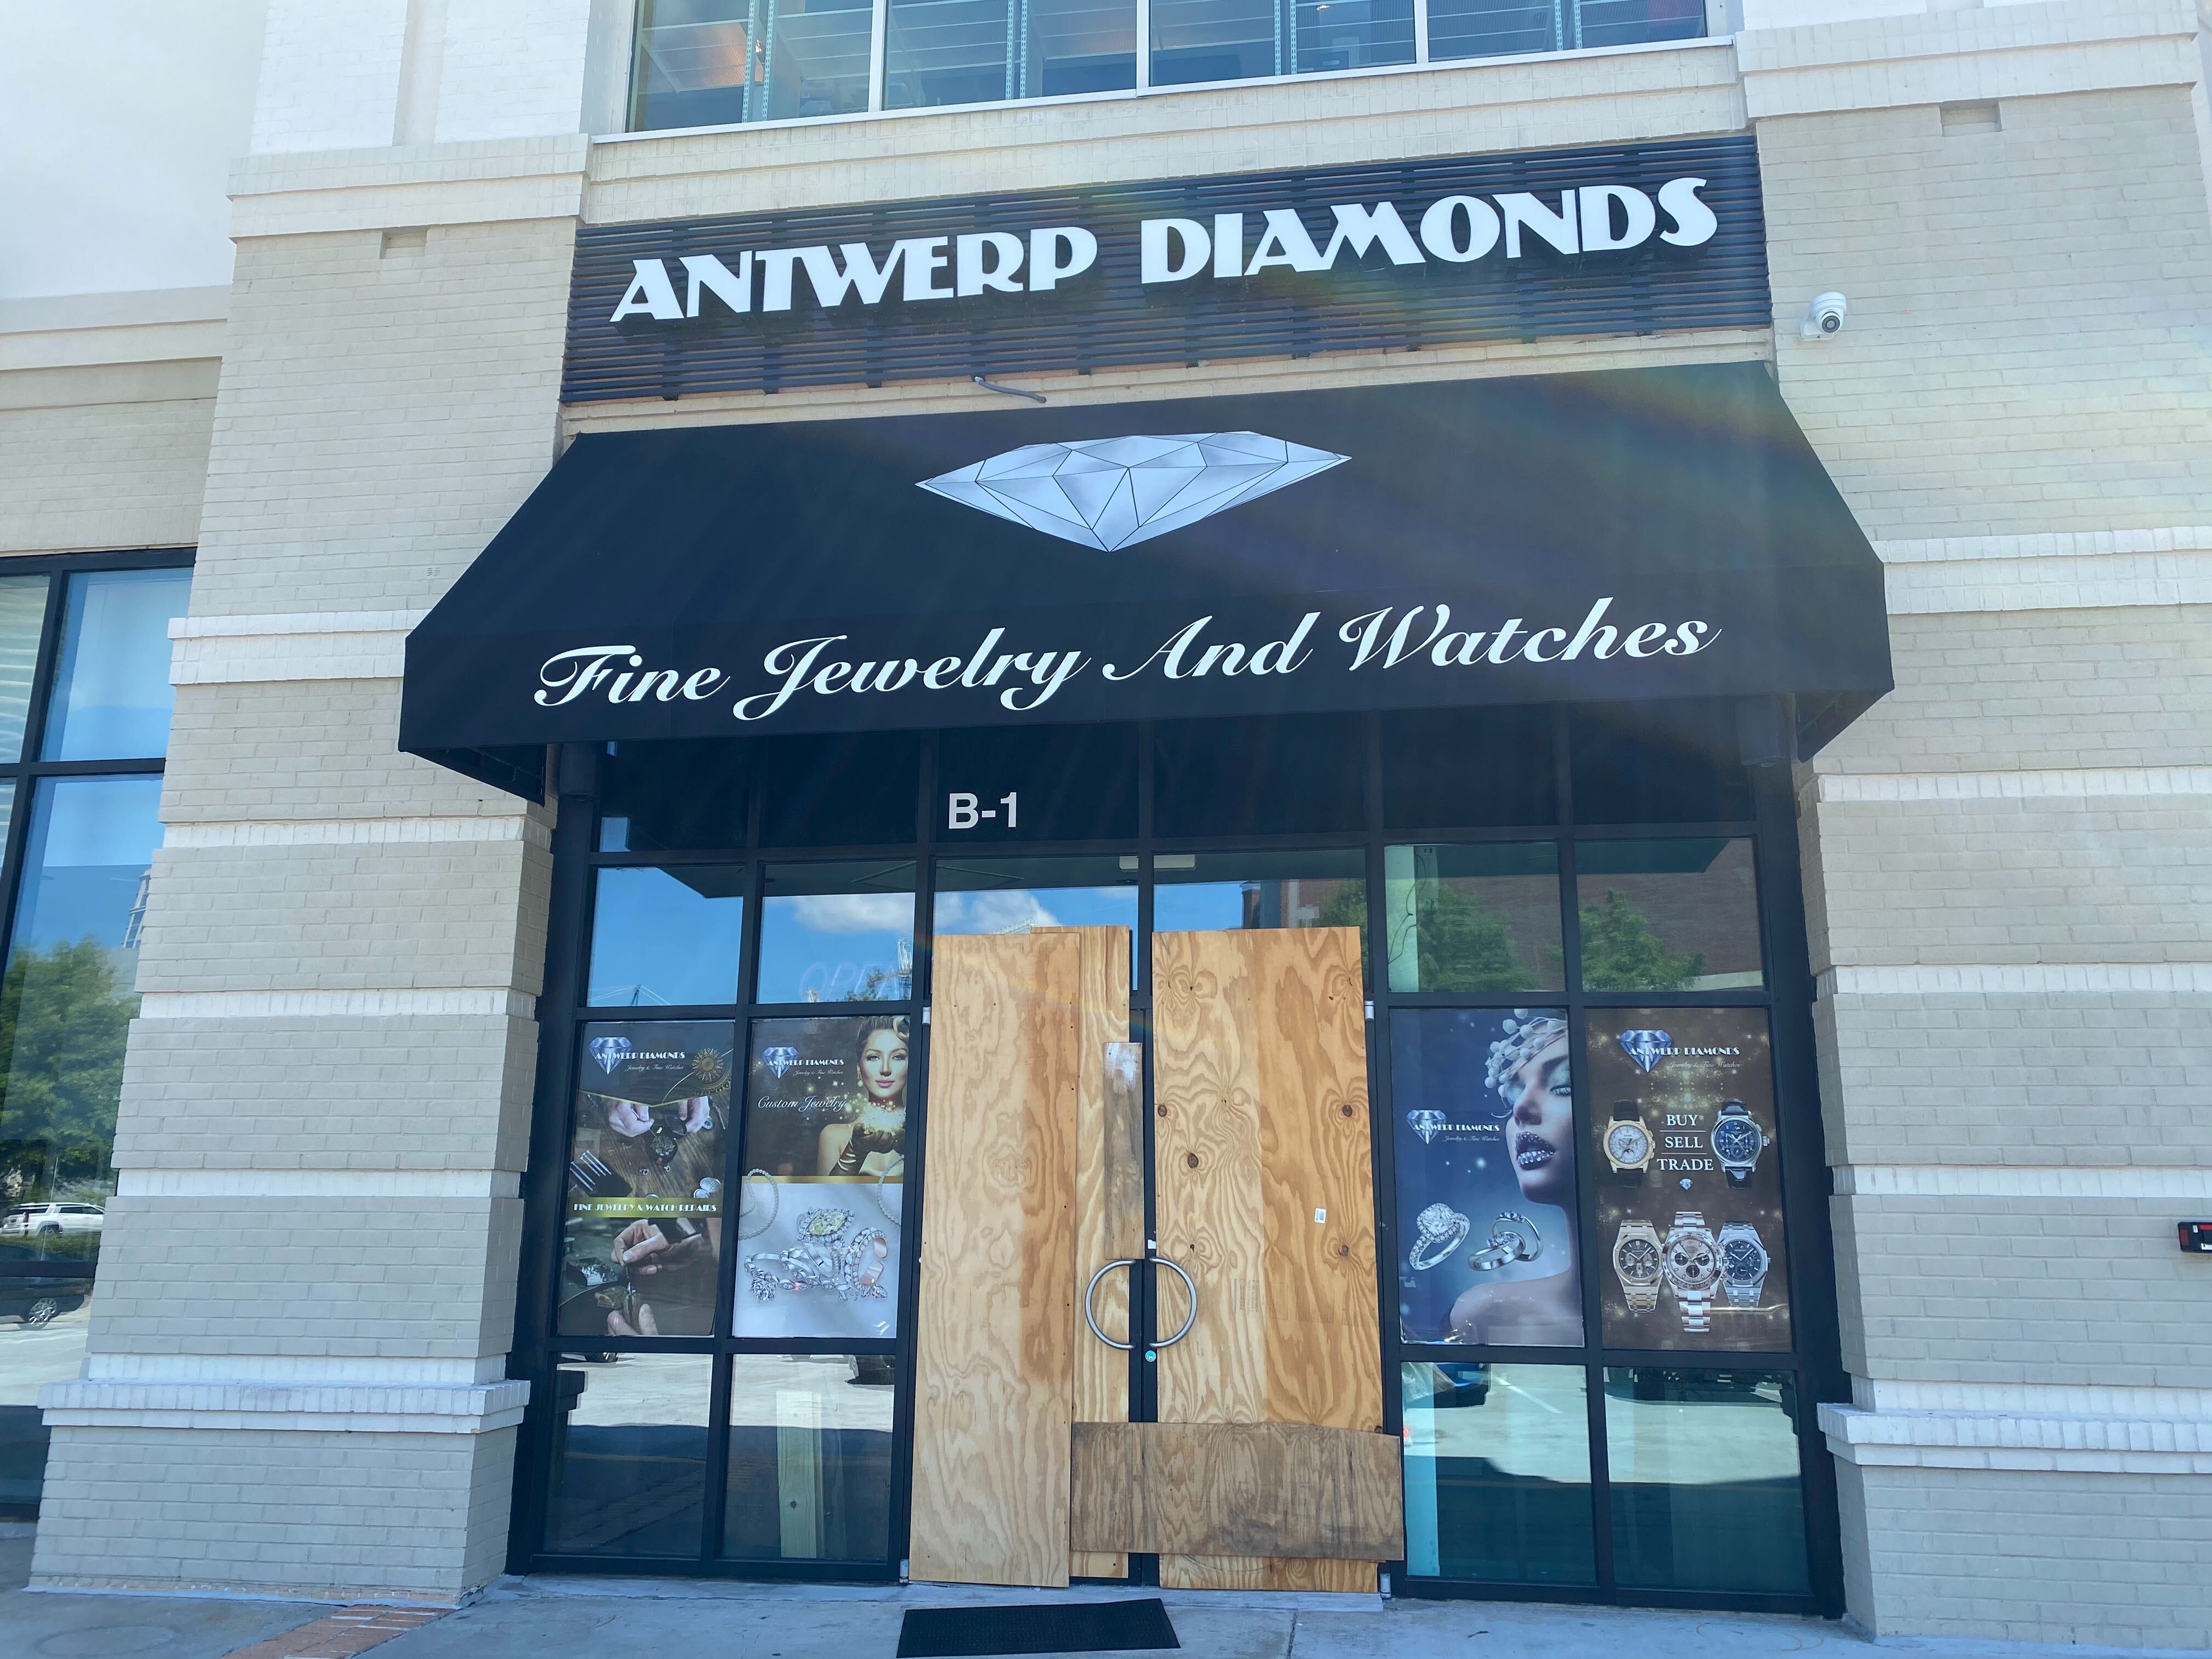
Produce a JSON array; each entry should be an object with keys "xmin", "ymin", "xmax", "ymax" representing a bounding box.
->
[{"xmin": 4, "ymin": 1536, "xmax": 2194, "ymax": 1659}]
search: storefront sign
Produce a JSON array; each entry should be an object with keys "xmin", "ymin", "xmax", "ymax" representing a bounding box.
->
[
  {"xmin": 562, "ymin": 136, "xmax": 1767, "ymax": 402},
  {"xmin": 403, "ymin": 366, "xmax": 1891, "ymax": 788}
]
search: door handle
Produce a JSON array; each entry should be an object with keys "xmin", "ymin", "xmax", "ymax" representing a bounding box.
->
[{"xmin": 1082, "ymin": 1254, "xmax": 1199, "ymax": 1351}]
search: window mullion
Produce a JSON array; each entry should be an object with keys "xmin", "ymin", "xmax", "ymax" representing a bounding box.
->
[
  {"xmin": 869, "ymin": 0, "xmax": 889, "ymax": 111},
  {"xmin": 1413, "ymin": 0, "xmax": 1430, "ymax": 64}
]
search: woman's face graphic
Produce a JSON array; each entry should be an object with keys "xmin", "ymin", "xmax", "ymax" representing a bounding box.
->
[
  {"xmin": 859, "ymin": 1031, "xmax": 908, "ymax": 1104},
  {"xmin": 1500, "ymin": 1032, "xmax": 1573, "ymax": 1206}
]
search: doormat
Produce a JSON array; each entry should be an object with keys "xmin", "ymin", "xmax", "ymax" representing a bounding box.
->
[{"xmin": 896, "ymin": 1599, "xmax": 1180, "ymax": 1657}]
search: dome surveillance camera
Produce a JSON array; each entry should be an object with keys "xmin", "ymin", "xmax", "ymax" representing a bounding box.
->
[{"xmin": 1800, "ymin": 292, "xmax": 1849, "ymax": 339}]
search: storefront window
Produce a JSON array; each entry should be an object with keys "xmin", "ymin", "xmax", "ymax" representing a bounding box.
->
[
  {"xmin": 723, "ymin": 1353, "xmax": 895, "ymax": 1561},
  {"xmin": 586, "ymin": 866, "xmax": 747, "ymax": 1007},
  {"xmin": 523, "ymin": 709, "xmax": 1820, "ymax": 1596},
  {"xmin": 887, "ymin": 0, "xmax": 1141, "ymax": 106},
  {"xmin": 41, "ymin": 569, "xmax": 191, "ymax": 763},
  {"xmin": 1575, "ymin": 838, "xmax": 1763, "ymax": 992},
  {"xmin": 733, "ymin": 1015, "xmax": 906, "ymax": 1339},
  {"xmin": 755, "ymin": 862, "xmax": 915, "ymax": 1004},
  {"xmin": 1603, "ymin": 1368, "xmax": 1810, "ymax": 1594},
  {"xmin": 0, "ymin": 552, "xmax": 188, "ymax": 1512},
  {"xmin": 0, "ymin": 578, "xmax": 48, "ymax": 765},
  {"xmin": 548, "ymin": 1353, "xmax": 716, "ymax": 1556},
  {"xmin": 631, "ymin": 0, "xmax": 872, "ymax": 129},
  {"xmin": 1403, "ymin": 1362, "xmax": 1594, "ymax": 1584},
  {"xmin": 933, "ymin": 855, "xmax": 1138, "ymax": 974},
  {"xmin": 1151, "ymin": 848, "xmax": 1364, "ymax": 936},
  {"xmin": 1393, "ymin": 1009, "xmax": 1583, "ymax": 1347},
  {"xmin": 1384, "ymin": 843, "xmax": 1562, "ymax": 992},
  {"xmin": 633, "ymin": 0, "xmax": 1700, "ymax": 129},
  {"xmin": 560, "ymin": 1022, "xmax": 734, "ymax": 1340}
]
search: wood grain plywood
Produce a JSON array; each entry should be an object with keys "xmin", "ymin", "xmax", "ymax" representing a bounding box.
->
[
  {"xmin": 1070, "ymin": 1421, "xmax": 1404, "ymax": 1560},
  {"xmin": 909, "ymin": 930, "xmax": 1082, "ymax": 1587},
  {"xmin": 1039, "ymin": 926, "xmax": 1135, "ymax": 1579},
  {"xmin": 1150, "ymin": 927, "xmax": 1378, "ymax": 1592}
]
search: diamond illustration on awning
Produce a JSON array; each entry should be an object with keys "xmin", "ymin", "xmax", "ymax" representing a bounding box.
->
[{"xmin": 917, "ymin": 431, "xmax": 1349, "ymax": 551}]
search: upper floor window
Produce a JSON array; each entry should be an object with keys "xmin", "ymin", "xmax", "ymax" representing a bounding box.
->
[{"xmin": 628, "ymin": 0, "xmax": 1705, "ymax": 131}]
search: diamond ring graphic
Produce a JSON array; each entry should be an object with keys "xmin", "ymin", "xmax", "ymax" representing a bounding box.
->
[
  {"xmin": 1408, "ymin": 1203, "xmax": 1472, "ymax": 1272},
  {"xmin": 918, "ymin": 431, "xmax": 1347, "ymax": 551}
]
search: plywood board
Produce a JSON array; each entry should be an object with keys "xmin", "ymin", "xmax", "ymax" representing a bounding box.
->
[
  {"xmin": 1150, "ymin": 926, "xmax": 1379, "ymax": 1592},
  {"xmin": 1036, "ymin": 926, "xmax": 1136, "ymax": 1579},
  {"xmin": 909, "ymin": 930, "xmax": 1083, "ymax": 1587},
  {"xmin": 1070, "ymin": 1421, "xmax": 1403, "ymax": 1560}
]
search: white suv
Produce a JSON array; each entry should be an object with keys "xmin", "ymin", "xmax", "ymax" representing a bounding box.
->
[{"xmin": 0, "ymin": 1203, "xmax": 105, "ymax": 1237}]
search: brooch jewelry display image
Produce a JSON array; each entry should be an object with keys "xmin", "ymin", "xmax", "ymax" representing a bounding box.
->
[
  {"xmin": 1584, "ymin": 1007, "xmax": 1793, "ymax": 1351},
  {"xmin": 1390, "ymin": 1008, "xmax": 1586, "ymax": 1347},
  {"xmin": 744, "ymin": 1205, "xmax": 894, "ymax": 1305},
  {"xmin": 732, "ymin": 1013, "xmax": 910, "ymax": 1341},
  {"xmin": 557, "ymin": 1022, "xmax": 732, "ymax": 1339}
]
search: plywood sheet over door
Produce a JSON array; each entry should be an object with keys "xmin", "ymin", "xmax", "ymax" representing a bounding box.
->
[
  {"xmin": 1036, "ymin": 926, "xmax": 1138, "ymax": 1580},
  {"xmin": 1151, "ymin": 926, "xmax": 1381, "ymax": 1592},
  {"xmin": 909, "ymin": 930, "xmax": 1082, "ymax": 1587}
]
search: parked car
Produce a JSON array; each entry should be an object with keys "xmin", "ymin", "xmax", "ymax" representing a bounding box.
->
[
  {"xmin": 0, "ymin": 1240, "xmax": 94, "ymax": 1325},
  {"xmin": 0, "ymin": 1203, "xmax": 105, "ymax": 1237}
]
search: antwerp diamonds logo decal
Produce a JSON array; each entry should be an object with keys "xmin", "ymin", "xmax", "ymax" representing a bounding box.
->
[{"xmin": 918, "ymin": 431, "xmax": 1347, "ymax": 551}]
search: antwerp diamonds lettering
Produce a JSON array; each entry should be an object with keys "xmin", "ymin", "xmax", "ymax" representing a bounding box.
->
[{"xmin": 609, "ymin": 179, "xmax": 1720, "ymax": 323}]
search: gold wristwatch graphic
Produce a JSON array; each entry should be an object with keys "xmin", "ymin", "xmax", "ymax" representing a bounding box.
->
[{"xmin": 1604, "ymin": 1100, "xmax": 1654, "ymax": 1186}]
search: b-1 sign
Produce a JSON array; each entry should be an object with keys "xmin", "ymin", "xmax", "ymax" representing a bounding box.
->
[{"xmin": 948, "ymin": 792, "xmax": 1018, "ymax": 831}]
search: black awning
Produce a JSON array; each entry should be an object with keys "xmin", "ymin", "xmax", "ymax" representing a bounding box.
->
[{"xmin": 402, "ymin": 363, "xmax": 1889, "ymax": 795}]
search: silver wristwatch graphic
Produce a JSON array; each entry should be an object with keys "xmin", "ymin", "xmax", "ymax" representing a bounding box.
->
[
  {"xmin": 1612, "ymin": 1221, "xmax": 1663, "ymax": 1312},
  {"xmin": 1662, "ymin": 1210, "xmax": 1719, "ymax": 1333},
  {"xmin": 1718, "ymin": 1220, "xmax": 1771, "ymax": 1308},
  {"xmin": 1709, "ymin": 1099, "xmax": 1769, "ymax": 1188},
  {"xmin": 1604, "ymin": 1100, "xmax": 1654, "ymax": 1186}
]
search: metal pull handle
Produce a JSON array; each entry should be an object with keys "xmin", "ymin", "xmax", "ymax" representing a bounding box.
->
[{"xmin": 1081, "ymin": 1254, "xmax": 1199, "ymax": 1351}]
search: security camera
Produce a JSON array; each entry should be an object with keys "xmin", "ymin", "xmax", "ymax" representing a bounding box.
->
[{"xmin": 1800, "ymin": 292, "xmax": 1848, "ymax": 339}]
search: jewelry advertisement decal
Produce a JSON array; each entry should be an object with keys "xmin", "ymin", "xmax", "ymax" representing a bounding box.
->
[
  {"xmin": 733, "ymin": 1014, "xmax": 907, "ymax": 1340},
  {"xmin": 1585, "ymin": 1007, "xmax": 1792, "ymax": 1351},
  {"xmin": 1392, "ymin": 1008, "xmax": 1584, "ymax": 1347},
  {"xmin": 558, "ymin": 1020, "xmax": 732, "ymax": 1339}
]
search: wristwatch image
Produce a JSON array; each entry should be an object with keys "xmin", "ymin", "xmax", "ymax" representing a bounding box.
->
[
  {"xmin": 1662, "ymin": 1211, "xmax": 1720, "ymax": 1333},
  {"xmin": 1612, "ymin": 1221, "xmax": 1663, "ymax": 1311},
  {"xmin": 1718, "ymin": 1221, "xmax": 1771, "ymax": 1308},
  {"xmin": 1604, "ymin": 1101, "xmax": 1654, "ymax": 1186},
  {"xmin": 1710, "ymin": 1099, "xmax": 1769, "ymax": 1187}
]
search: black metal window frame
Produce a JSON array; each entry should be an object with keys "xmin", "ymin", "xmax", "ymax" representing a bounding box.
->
[
  {"xmin": 0, "ymin": 544, "xmax": 195, "ymax": 1523},
  {"xmin": 508, "ymin": 703, "xmax": 1846, "ymax": 1612}
]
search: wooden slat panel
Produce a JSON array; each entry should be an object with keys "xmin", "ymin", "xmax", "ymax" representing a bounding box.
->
[
  {"xmin": 1070, "ymin": 1421, "xmax": 1403, "ymax": 1560},
  {"xmin": 909, "ymin": 931, "xmax": 1082, "ymax": 1587},
  {"xmin": 1040, "ymin": 926, "xmax": 1135, "ymax": 1580},
  {"xmin": 1151, "ymin": 927, "xmax": 1378, "ymax": 1593}
]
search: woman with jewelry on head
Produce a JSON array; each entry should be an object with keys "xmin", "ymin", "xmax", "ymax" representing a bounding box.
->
[
  {"xmin": 1447, "ymin": 1011, "xmax": 1585, "ymax": 1346},
  {"xmin": 817, "ymin": 1017, "xmax": 909, "ymax": 1177}
]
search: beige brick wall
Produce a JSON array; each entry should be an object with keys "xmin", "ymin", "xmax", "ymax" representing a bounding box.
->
[
  {"xmin": 1764, "ymin": 25, "xmax": 2212, "ymax": 1645},
  {"xmin": 114, "ymin": 1014, "xmax": 538, "ymax": 1173},
  {"xmin": 0, "ymin": 359, "xmax": 217, "ymax": 555},
  {"xmin": 1837, "ymin": 1462, "xmax": 2212, "ymax": 1649},
  {"xmin": 193, "ymin": 216, "xmax": 574, "ymax": 614},
  {"xmin": 163, "ymin": 679, "xmax": 530, "ymax": 824},
  {"xmin": 31, "ymin": 1425, "xmax": 516, "ymax": 1602},
  {"xmin": 1764, "ymin": 86, "xmax": 2212, "ymax": 540},
  {"xmin": 35, "ymin": 204, "xmax": 583, "ymax": 1600}
]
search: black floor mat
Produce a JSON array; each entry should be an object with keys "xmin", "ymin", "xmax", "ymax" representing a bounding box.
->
[{"xmin": 896, "ymin": 1599, "xmax": 1181, "ymax": 1657}]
